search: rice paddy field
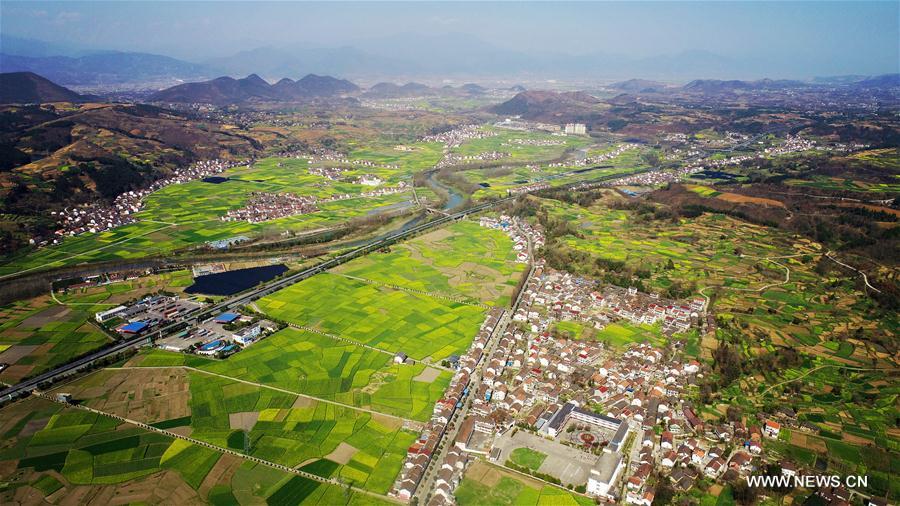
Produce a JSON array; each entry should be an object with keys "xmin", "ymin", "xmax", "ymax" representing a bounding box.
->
[
  {"xmin": 336, "ymin": 220, "xmax": 525, "ymax": 306},
  {"xmin": 455, "ymin": 461, "xmax": 593, "ymax": 506},
  {"xmin": 256, "ymin": 274, "xmax": 486, "ymax": 362},
  {"xmin": 0, "ymin": 397, "xmax": 389, "ymax": 505}
]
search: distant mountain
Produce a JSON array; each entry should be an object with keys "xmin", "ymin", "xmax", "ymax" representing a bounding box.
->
[
  {"xmin": 609, "ymin": 79, "xmax": 670, "ymax": 93},
  {"xmin": 0, "ymin": 72, "xmax": 91, "ymax": 103},
  {"xmin": 852, "ymin": 74, "xmax": 900, "ymax": 88},
  {"xmin": 0, "ymin": 52, "xmax": 212, "ymax": 85},
  {"xmin": 292, "ymin": 74, "xmax": 359, "ymax": 95},
  {"xmin": 362, "ymin": 81, "xmax": 486, "ymax": 99},
  {"xmin": 460, "ymin": 83, "xmax": 486, "ymax": 94},
  {"xmin": 149, "ymin": 73, "xmax": 358, "ymax": 104},
  {"xmin": 203, "ymin": 46, "xmax": 410, "ymax": 78},
  {"xmin": 490, "ymin": 90, "xmax": 600, "ymax": 118},
  {"xmin": 0, "ymin": 35, "xmax": 89, "ymax": 58},
  {"xmin": 509, "ymin": 85, "xmax": 527, "ymax": 92},
  {"xmin": 363, "ymin": 82, "xmax": 434, "ymax": 98},
  {"xmin": 682, "ymin": 78, "xmax": 806, "ymax": 93}
]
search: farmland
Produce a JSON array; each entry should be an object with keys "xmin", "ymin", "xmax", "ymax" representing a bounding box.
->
[
  {"xmin": 256, "ymin": 274, "xmax": 486, "ymax": 362},
  {"xmin": 52, "ymin": 368, "xmax": 417, "ymax": 494},
  {"xmin": 462, "ymin": 144, "xmax": 651, "ymax": 199},
  {"xmin": 336, "ymin": 220, "xmax": 525, "ymax": 306},
  {"xmin": 0, "ymin": 297, "xmax": 110, "ymax": 383},
  {"xmin": 198, "ymin": 327, "xmax": 452, "ymax": 421},
  {"xmin": 0, "ymin": 270, "xmax": 194, "ymax": 383},
  {"xmin": 0, "ymin": 152, "xmax": 422, "ymax": 277},
  {"xmin": 450, "ymin": 127, "xmax": 591, "ymax": 165},
  {"xmin": 455, "ymin": 461, "xmax": 593, "ymax": 506},
  {"xmin": 0, "ymin": 396, "xmax": 389, "ymax": 505}
]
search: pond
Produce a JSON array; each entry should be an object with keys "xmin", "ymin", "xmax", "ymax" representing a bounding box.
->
[{"xmin": 185, "ymin": 264, "xmax": 289, "ymax": 296}]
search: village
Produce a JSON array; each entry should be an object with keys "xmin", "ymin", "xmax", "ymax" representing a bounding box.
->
[
  {"xmin": 387, "ymin": 213, "xmax": 831, "ymax": 506},
  {"xmin": 48, "ymin": 159, "xmax": 243, "ymax": 242},
  {"xmin": 221, "ymin": 181, "xmax": 410, "ymax": 223}
]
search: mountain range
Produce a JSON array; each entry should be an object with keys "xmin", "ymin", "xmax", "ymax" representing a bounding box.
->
[
  {"xmin": 5, "ymin": 34, "xmax": 899, "ymax": 85},
  {"xmin": 0, "ymin": 72, "xmax": 92, "ymax": 104},
  {"xmin": 148, "ymin": 73, "xmax": 359, "ymax": 104}
]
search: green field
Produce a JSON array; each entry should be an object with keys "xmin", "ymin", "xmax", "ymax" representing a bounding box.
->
[
  {"xmin": 3, "ymin": 398, "xmax": 217, "ymax": 488},
  {"xmin": 465, "ymin": 144, "xmax": 650, "ymax": 199},
  {"xmin": 257, "ymin": 274, "xmax": 486, "ymax": 361},
  {"xmin": 456, "ymin": 462, "xmax": 592, "ymax": 506},
  {"xmin": 199, "ymin": 327, "xmax": 451, "ymax": 421},
  {"xmin": 0, "ymin": 154, "xmax": 421, "ymax": 276},
  {"xmin": 594, "ymin": 322, "xmax": 666, "ymax": 349},
  {"xmin": 507, "ymin": 448, "xmax": 547, "ymax": 471},
  {"xmin": 0, "ymin": 397, "xmax": 386, "ymax": 505},
  {"xmin": 451, "ymin": 127, "xmax": 591, "ymax": 165},
  {"xmin": 337, "ymin": 220, "xmax": 525, "ymax": 306},
  {"xmin": 184, "ymin": 373, "xmax": 414, "ymax": 493},
  {"xmin": 0, "ymin": 298, "xmax": 111, "ymax": 383}
]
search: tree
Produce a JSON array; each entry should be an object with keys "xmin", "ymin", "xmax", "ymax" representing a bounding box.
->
[
  {"xmin": 642, "ymin": 151, "xmax": 661, "ymax": 167},
  {"xmin": 653, "ymin": 475, "xmax": 675, "ymax": 505}
]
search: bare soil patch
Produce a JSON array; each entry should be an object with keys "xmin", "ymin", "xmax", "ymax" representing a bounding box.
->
[
  {"xmin": 325, "ymin": 442, "xmax": 359, "ymax": 465},
  {"xmin": 229, "ymin": 411, "xmax": 260, "ymax": 431},
  {"xmin": 413, "ymin": 367, "xmax": 442, "ymax": 383}
]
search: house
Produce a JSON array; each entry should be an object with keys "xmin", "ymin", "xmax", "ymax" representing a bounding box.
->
[
  {"xmin": 705, "ymin": 457, "xmax": 725, "ymax": 477},
  {"xmin": 394, "ymin": 352, "xmax": 408, "ymax": 364},
  {"xmin": 781, "ymin": 460, "xmax": 798, "ymax": 478},
  {"xmin": 764, "ymin": 420, "xmax": 781, "ymax": 438},
  {"xmin": 729, "ymin": 452, "xmax": 754, "ymax": 473},
  {"xmin": 661, "ymin": 431, "xmax": 674, "ymax": 449}
]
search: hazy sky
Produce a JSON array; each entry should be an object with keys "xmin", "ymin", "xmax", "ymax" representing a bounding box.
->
[{"xmin": 2, "ymin": 1, "xmax": 898, "ymax": 74}]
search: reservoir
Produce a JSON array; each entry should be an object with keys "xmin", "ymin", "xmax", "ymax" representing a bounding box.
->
[{"xmin": 185, "ymin": 264, "xmax": 289, "ymax": 296}]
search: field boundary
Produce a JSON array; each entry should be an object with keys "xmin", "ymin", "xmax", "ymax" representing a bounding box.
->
[
  {"xmin": 328, "ymin": 271, "xmax": 490, "ymax": 309},
  {"xmin": 289, "ymin": 324, "xmax": 456, "ymax": 373},
  {"xmin": 32, "ymin": 391, "xmax": 403, "ymax": 504}
]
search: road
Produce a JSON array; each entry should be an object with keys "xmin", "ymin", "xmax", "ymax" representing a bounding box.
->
[{"xmin": 413, "ymin": 228, "xmax": 537, "ymax": 503}]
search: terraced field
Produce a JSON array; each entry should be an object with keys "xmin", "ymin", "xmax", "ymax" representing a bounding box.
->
[{"xmin": 257, "ymin": 274, "xmax": 486, "ymax": 362}]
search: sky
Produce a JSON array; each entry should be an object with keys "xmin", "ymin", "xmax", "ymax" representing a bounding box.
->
[{"xmin": 2, "ymin": 1, "xmax": 898, "ymax": 77}]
